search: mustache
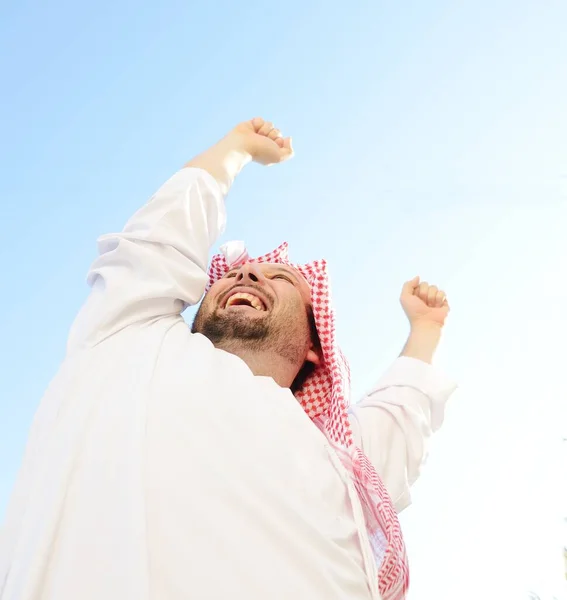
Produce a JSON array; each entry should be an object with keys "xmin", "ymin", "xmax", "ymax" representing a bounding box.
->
[{"xmin": 216, "ymin": 283, "xmax": 275, "ymax": 309}]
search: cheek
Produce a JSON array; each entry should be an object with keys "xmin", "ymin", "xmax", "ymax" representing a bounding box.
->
[
  {"xmin": 198, "ymin": 292, "xmax": 219, "ymax": 317},
  {"xmin": 277, "ymin": 288, "xmax": 302, "ymax": 309},
  {"xmin": 205, "ymin": 281, "xmax": 231, "ymax": 306},
  {"xmin": 280, "ymin": 292, "xmax": 310, "ymax": 330}
]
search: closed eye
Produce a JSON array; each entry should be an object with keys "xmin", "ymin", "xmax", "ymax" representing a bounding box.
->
[{"xmin": 272, "ymin": 274, "xmax": 294, "ymax": 284}]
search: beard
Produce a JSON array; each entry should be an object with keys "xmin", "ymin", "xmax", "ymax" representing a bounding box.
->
[
  {"xmin": 191, "ymin": 300, "xmax": 309, "ymax": 366},
  {"xmin": 192, "ymin": 308, "xmax": 270, "ymax": 344}
]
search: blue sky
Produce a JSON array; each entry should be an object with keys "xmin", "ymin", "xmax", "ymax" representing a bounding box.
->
[{"xmin": 1, "ymin": 0, "xmax": 566, "ymax": 597}]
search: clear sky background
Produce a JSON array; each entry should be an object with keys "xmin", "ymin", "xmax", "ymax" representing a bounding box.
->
[{"xmin": 1, "ymin": 0, "xmax": 566, "ymax": 598}]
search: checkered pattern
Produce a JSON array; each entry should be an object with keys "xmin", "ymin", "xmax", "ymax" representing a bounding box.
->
[{"xmin": 207, "ymin": 241, "xmax": 409, "ymax": 600}]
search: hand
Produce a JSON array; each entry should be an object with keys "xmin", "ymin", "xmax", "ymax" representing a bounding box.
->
[
  {"xmin": 229, "ymin": 117, "xmax": 294, "ymax": 166},
  {"xmin": 400, "ymin": 276, "xmax": 450, "ymax": 328}
]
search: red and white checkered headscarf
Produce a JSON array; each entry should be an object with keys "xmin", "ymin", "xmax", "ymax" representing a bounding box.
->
[{"xmin": 207, "ymin": 241, "xmax": 410, "ymax": 600}]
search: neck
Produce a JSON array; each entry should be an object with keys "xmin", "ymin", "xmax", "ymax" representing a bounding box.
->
[{"xmin": 214, "ymin": 341, "xmax": 298, "ymax": 389}]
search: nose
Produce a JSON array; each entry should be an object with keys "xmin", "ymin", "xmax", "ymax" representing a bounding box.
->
[{"xmin": 234, "ymin": 263, "xmax": 265, "ymax": 285}]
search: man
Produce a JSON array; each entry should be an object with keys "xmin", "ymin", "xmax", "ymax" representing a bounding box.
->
[{"xmin": 0, "ymin": 118, "xmax": 456, "ymax": 600}]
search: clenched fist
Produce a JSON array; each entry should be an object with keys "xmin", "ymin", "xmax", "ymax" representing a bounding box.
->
[
  {"xmin": 186, "ymin": 117, "xmax": 294, "ymax": 196},
  {"xmin": 230, "ymin": 117, "xmax": 294, "ymax": 166},
  {"xmin": 400, "ymin": 276, "xmax": 450, "ymax": 328}
]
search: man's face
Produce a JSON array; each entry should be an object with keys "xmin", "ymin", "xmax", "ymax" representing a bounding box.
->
[{"xmin": 191, "ymin": 262, "xmax": 319, "ymax": 368}]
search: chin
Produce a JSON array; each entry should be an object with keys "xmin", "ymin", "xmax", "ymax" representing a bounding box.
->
[{"xmin": 193, "ymin": 308, "xmax": 271, "ymax": 344}]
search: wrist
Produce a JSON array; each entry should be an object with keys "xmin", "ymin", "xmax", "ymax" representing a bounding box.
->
[
  {"xmin": 401, "ymin": 321, "xmax": 442, "ymax": 364},
  {"xmin": 219, "ymin": 131, "xmax": 253, "ymax": 165},
  {"xmin": 409, "ymin": 320, "xmax": 444, "ymax": 334},
  {"xmin": 186, "ymin": 133, "xmax": 252, "ymax": 196}
]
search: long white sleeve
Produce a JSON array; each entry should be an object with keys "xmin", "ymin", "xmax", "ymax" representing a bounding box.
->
[
  {"xmin": 67, "ymin": 168, "xmax": 226, "ymax": 353},
  {"xmin": 348, "ymin": 356, "xmax": 457, "ymax": 513}
]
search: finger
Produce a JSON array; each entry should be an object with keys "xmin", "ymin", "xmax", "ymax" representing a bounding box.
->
[
  {"xmin": 435, "ymin": 290, "xmax": 446, "ymax": 308},
  {"xmin": 274, "ymin": 137, "xmax": 285, "ymax": 148},
  {"xmin": 426, "ymin": 285, "xmax": 438, "ymax": 306},
  {"xmin": 279, "ymin": 148, "xmax": 294, "ymax": 162},
  {"xmin": 268, "ymin": 128, "xmax": 282, "ymax": 141},
  {"xmin": 416, "ymin": 281, "xmax": 429, "ymax": 300},
  {"xmin": 258, "ymin": 121, "xmax": 274, "ymax": 136},
  {"xmin": 281, "ymin": 136, "xmax": 294, "ymax": 156},
  {"xmin": 251, "ymin": 117, "xmax": 265, "ymax": 132},
  {"xmin": 401, "ymin": 276, "xmax": 420, "ymax": 296}
]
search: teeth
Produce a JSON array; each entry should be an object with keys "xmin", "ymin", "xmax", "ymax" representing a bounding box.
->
[{"xmin": 225, "ymin": 292, "xmax": 265, "ymax": 311}]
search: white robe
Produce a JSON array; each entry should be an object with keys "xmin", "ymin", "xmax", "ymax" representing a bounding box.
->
[{"xmin": 0, "ymin": 168, "xmax": 456, "ymax": 600}]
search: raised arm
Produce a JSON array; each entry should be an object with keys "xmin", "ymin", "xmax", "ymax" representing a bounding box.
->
[
  {"xmin": 67, "ymin": 118, "xmax": 293, "ymax": 353},
  {"xmin": 349, "ymin": 278, "xmax": 456, "ymax": 512}
]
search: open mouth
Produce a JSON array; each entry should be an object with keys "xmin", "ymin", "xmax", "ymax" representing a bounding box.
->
[{"xmin": 224, "ymin": 292, "xmax": 267, "ymax": 312}]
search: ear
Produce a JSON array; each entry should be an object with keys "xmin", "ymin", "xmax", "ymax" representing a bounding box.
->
[{"xmin": 306, "ymin": 347, "xmax": 321, "ymax": 366}]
